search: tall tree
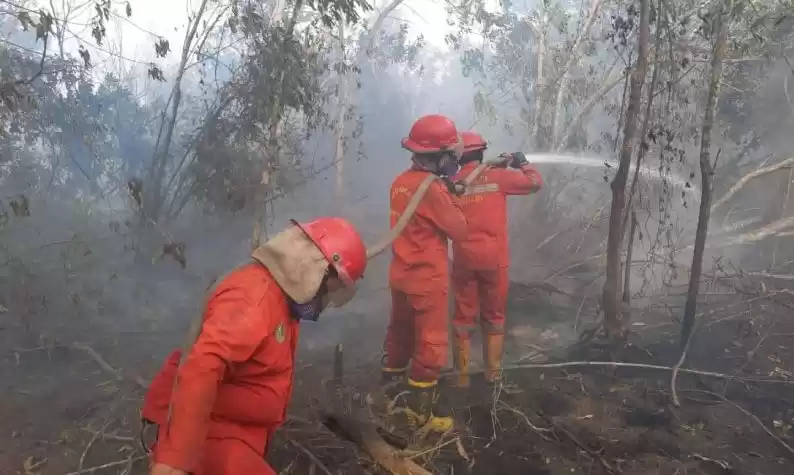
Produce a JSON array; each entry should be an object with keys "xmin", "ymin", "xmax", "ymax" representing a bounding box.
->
[
  {"xmin": 601, "ymin": 0, "xmax": 650, "ymax": 340},
  {"xmin": 680, "ymin": 0, "xmax": 731, "ymax": 349}
]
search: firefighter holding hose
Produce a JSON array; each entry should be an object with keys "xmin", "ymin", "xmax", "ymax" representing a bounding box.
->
[
  {"xmin": 451, "ymin": 132, "xmax": 542, "ymax": 388},
  {"xmin": 378, "ymin": 114, "xmax": 468, "ymax": 434},
  {"xmin": 143, "ymin": 218, "xmax": 368, "ymax": 475}
]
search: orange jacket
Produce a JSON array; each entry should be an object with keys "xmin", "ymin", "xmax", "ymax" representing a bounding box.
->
[
  {"xmin": 388, "ymin": 169, "xmax": 467, "ymax": 293},
  {"xmin": 452, "ymin": 162, "xmax": 542, "ymax": 269},
  {"xmin": 142, "ymin": 263, "xmax": 299, "ymax": 473}
]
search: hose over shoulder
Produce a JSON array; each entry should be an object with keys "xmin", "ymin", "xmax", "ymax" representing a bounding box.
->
[{"xmin": 365, "ymin": 163, "xmax": 489, "ymax": 259}]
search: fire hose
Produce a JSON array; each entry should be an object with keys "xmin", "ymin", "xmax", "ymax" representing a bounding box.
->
[
  {"xmin": 366, "ymin": 162, "xmax": 488, "ymax": 258},
  {"xmin": 153, "ymin": 161, "xmax": 493, "ymax": 439}
]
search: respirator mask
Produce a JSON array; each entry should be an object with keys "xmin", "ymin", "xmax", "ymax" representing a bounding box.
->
[
  {"xmin": 289, "ymin": 294, "xmax": 326, "ymax": 321},
  {"xmin": 437, "ymin": 152, "xmax": 461, "ymax": 177},
  {"xmin": 288, "ymin": 268, "xmax": 353, "ymax": 322}
]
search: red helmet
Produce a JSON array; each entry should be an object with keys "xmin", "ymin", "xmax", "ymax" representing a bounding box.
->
[
  {"xmin": 461, "ymin": 131, "xmax": 487, "ymax": 152},
  {"xmin": 401, "ymin": 114, "xmax": 461, "ymax": 154},
  {"xmin": 292, "ymin": 217, "xmax": 367, "ymax": 286}
]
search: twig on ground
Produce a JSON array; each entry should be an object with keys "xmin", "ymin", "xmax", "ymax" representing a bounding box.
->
[
  {"xmin": 403, "ymin": 437, "xmax": 460, "ymax": 460},
  {"xmin": 499, "ymin": 402, "xmax": 554, "ymax": 442},
  {"xmin": 441, "ymin": 360, "xmax": 794, "ymax": 385},
  {"xmin": 486, "ymin": 377, "xmax": 505, "ymax": 446},
  {"xmin": 79, "ymin": 428, "xmax": 135, "ymax": 442},
  {"xmin": 69, "ymin": 342, "xmax": 149, "ymax": 389},
  {"xmin": 683, "ymin": 389, "xmax": 794, "ymax": 459},
  {"xmin": 278, "ymin": 461, "xmax": 295, "ymax": 475},
  {"xmin": 548, "ymin": 418, "xmax": 615, "ymax": 473},
  {"xmin": 691, "ymin": 453, "xmax": 731, "ymax": 470},
  {"xmin": 119, "ymin": 455, "xmax": 135, "ymax": 475},
  {"xmin": 78, "ymin": 420, "xmax": 113, "ymax": 471},
  {"xmin": 285, "ymin": 415, "xmax": 319, "ymax": 427},
  {"xmin": 698, "ymin": 293, "xmax": 784, "ymax": 320},
  {"xmin": 670, "ymin": 327, "xmax": 696, "ymax": 407},
  {"xmin": 727, "ymin": 320, "xmax": 777, "ymax": 392},
  {"xmin": 716, "ymin": 271, "xmax": 794, "ymax": 281},
  {"xmin": 574, "ymin": 277, "xmax": 602, "ymax": 331},
  {"xmin": 704, "ymin": 309, "xmax": 753, "ymax": 327},
  {"xmin": 288, "ymin": 437, "xmax": 334, "ymax": 475},
  {"xmin": 63, "ymin": 455, "xmax": 146, "ymax": 475},
  {"xmin": 17, "ymin": 338, "xmax": 149, "ymax": 390}
]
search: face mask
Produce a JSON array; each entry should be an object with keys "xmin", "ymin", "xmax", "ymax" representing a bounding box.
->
[
  {"xmin": 289, "ymin": 295, "xmax": 325, "ymax": 321},
  {"xmin": 289, "ymin": 275, "xmax": 330, "ymax": 321},
  {"xmin": 438, "ymin": 156, "xmax": 460, "ymax": 177}
]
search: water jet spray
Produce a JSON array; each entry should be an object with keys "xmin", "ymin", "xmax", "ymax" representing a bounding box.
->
[{"xmin": 523, "ymin": 153, "xmax": 699, "ymax": 197}]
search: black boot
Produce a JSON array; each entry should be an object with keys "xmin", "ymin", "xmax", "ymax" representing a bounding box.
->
[{"xmin": 370, "ymin": 368, "xmax": 407, "ymax": 413}]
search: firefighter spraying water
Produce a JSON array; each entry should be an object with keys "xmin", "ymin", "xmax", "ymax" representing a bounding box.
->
[
  {"xmin": 374, "ymin": 120, "xmax": 544, "ymax": 438},
  {"xmin": 451, "ymin": 132, "xmax": 543, "ymax": 389},
  {"xmin": 377, "ymin": 114, "xmax": 469, "ymax": 435}
]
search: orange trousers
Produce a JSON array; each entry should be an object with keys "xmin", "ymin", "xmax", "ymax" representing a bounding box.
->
[
  {"xmin": 152, "ymin": 426, "xmax": 276, "ymax": 475},
  {"xmin": 384, "ymin": 289, "xmax": 449, "ymax": 382},
  {"xmin": 452, "ymin": 266, "xmax": 509, "ymax": 339}
]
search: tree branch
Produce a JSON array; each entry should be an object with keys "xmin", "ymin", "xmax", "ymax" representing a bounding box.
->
[
  {"xmin": 550, "ymin": 0, "xmax": 605, "ymax": 144},
  {"xmin": 711, "ymin": 156, "xmax": 794, "ymax": 212}
]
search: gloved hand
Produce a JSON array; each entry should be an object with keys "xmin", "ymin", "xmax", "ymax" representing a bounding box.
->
[
  {"xmin": 483, "ymin": 154, "xmax": 510, "ymax": 167},
  {"xmin": 508, "ymin": 152, "xmax": 529, "ymax": 169}
]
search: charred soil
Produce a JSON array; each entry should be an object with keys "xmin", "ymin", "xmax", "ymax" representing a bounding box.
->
[{"xmin": 2, "ymin": 287, "xmax": 794, "ymax": 475}]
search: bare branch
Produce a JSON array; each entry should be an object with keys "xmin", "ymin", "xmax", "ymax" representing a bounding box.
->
[
  {"xmin": 712, "ymin": 156, "xmax": 794, "ymax": 212},
  {"xmin": 720, "ymin": 215, "xmax": 794, "ymax": 245},
  {"xmin": 550, "ymin": 0, "xmax": 605, "ymax": 144}
]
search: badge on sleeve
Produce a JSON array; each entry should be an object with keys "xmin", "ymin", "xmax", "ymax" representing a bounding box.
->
[{"xmin": 274, "ymin": 322, "xmax": 286, "ymax": 343}]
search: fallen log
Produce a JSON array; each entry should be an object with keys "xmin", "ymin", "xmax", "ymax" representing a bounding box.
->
[{"xmin": 321, "ymin": 412, "xmax": 432, "ymax": 475}]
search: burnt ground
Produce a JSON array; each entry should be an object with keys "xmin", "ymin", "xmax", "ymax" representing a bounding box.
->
[{"xmin": 2, "ymin": 281, "xmax": 794, "ymax": 475}]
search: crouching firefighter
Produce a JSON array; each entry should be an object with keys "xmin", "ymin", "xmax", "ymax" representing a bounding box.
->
[
  {"xmin": 378, "ymin": 114, "xmax": 468, "ymax": 435},
  {"xmin": 451, "ymin": 132, "xmax": 542, "ymax": 389},
  {"xmin": 141, "ymin": 218, "xmax": 368, "ymax": 475}
]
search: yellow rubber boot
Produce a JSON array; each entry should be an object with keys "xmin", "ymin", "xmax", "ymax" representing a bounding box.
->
[
  {"xmin": 453, "ymin": 336, "xmax": 471, "ymax": 388},
  {"xmin": 408, "ymin": 379, "xmax": 454, "ymax": 434},
  {"xmin": 483, "ymin": 332, "xmax": 505, "ymax": 384},
  {"xmin": 483, "ymin": 333, "xmax": 521, "ymax": 393},
  {"xmin": 386, "ymin": 379, "xmax": 454, "ymax": 436}
]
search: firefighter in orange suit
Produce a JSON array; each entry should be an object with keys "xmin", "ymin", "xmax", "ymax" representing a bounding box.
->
[
  {"xmin": 143, "ymin": 218, "xmax": 368, "ymax": 475},
  {"xmin": 451, "ymin": 132, "xmax": 542, "ymax": 387},
  {"xmin": 380, "ymin": 114, "xmax": 468, "ymax": 434}
]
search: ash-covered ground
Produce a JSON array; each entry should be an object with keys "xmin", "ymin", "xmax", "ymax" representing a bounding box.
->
[{"xmin": 3, "ymin": 274, "xmax": 793, "ymax": 475}]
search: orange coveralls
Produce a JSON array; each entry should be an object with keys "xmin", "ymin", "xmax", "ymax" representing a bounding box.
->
[
  {"xmin": 142, "ymin": 263, "xmax": 298, "ymax": 475},
  {"xmin": 451, "ymin": 161, "xmax": 542, "ymax": 340},
  {"xmin": 385, "ymin": 169, "xmax": 468, "ymax": 382}
]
